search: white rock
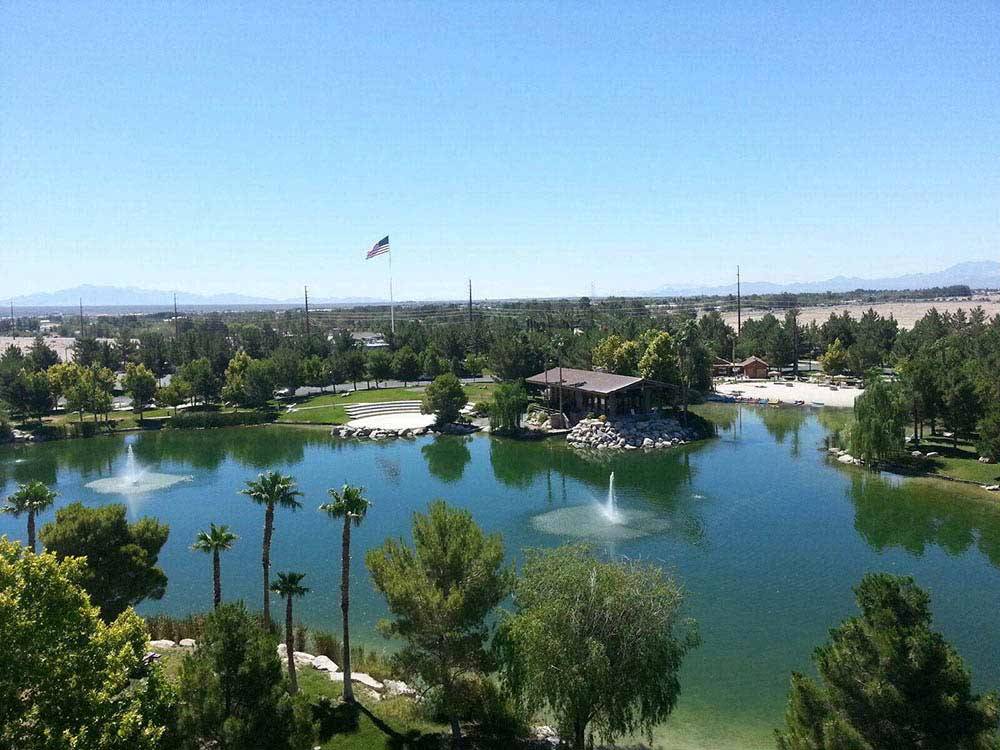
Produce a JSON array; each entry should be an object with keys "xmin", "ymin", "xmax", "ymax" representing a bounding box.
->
[
  {"xmin": 984, "ymin": 485, "xmax": 1000, "ymax": 492},
  {"xmin": 292, "ymin": 651, "xmax": 316, "ymax": 666},
  {"xmin": 312, "ymin": 655, "xmax": 339, "ymax": 672},
  {"xmin": 148, "ymin": 639, "xmax": 177, "ymax": 650},
  {"xmin": 837, "ymin": 454, "xmax": 855, "ymax": 464},
  {"xmin": 329, "ymin": 671, "xmax": 384, "ymax": 690},
  {"xmin": 179, "ymin": 638, "xmax": 196, "ymax": 648},
  {"xmin": 383, "ymin": 679, "xmax": 416, "ymax": 697},
  {"xmin": 911, "ymin": 451, "xmax": 923, "ymax": 457},
  {"xmin": 926, "ymin": 451, "xmax": 940, "ymax": 457}
]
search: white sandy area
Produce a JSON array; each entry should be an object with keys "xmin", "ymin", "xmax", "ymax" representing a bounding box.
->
[
  {"xmin": 347, "ymin": 413, "xmax": 437, "ymax": 429},
  {"xmin": 715, "ymin": 380, "xmax": 864, "ymax": 407}
]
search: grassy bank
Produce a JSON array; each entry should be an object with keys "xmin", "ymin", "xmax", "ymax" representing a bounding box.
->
[
  {"xmin": 279, "ymin": 383, "xmax": 496, "ymax": 426},
  {"xmin": 156, "ymin": 649, "xmax": 444, "ymax": 749}
]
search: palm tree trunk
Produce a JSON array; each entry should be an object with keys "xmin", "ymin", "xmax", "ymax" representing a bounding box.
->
[
  {"xmin": 286, "ymin": 595, "xmax": 298, "ymax": 694},
  {"xmin": 27, "ymin": 509, "xmax": 36, "ymax": 554},
  {"xmin": 341, "ymin": 516, "xmax": 354, "ymax": 703},
  {"xmin": 212, "ymin": 550, "xmax": 221, "ymax": 608},
  {"xmin": 450, "ymin": 716, "xmax": 464, "ymax": 749},
  {"xmin": 262, "ymin": 503, "xmax": 274, "ymax": 628}
]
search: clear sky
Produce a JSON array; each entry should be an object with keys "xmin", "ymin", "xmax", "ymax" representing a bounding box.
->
[{"xmin": 2, "ymin": 1, "xmax": 998, "ymax": 301}]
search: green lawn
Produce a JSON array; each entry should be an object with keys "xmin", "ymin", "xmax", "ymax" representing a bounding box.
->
[
  {"xmin": 904, "ymin": 436, "xmax": 1000, "ymax": 485},
  {"xmin": 157, "ymin": 650, "xmax": 444, "ymax": 749},
  {"xmin": 278, "ymin": 383, "xmax": 496, "ymax": 426}
]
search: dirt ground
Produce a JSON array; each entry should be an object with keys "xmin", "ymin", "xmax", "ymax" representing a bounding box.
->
[{"xmin": 721, "ymin": 294, "xmax": 1000, "ymax": 330}]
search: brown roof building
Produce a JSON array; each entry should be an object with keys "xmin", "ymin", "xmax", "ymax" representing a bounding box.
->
[
  {"xmin": 525, "ymin": 367, "xmax": 668, "ymax": 417},
  {"xmin": 735, "ymin": 356, "xmax": 769, "ymax": 379}
]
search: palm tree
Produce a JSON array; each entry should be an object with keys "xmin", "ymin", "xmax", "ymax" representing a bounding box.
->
[
  {"xmin": 241, "ymin": 472, "xmax": 302, "ymax": 628},
  {"xmin": 319, "ymin": 484, "xmax": 371, "ymax": 703},
  {"xmin": 191, "ymin": 523, "xmax": 238, "ymax": 608},
  {"xmin": 271, "ymin": 571, "xmax": 309, "ymax": 694},
  {"xmin": 2, "ymin": 481, "xmax": 57, "ymax": 553}
]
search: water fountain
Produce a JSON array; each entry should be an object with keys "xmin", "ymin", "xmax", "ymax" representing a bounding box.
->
[
  {"xmin": 531, "ymin": 470, "xmax": 674, "ymax": 541},
  {"xmin": 85, "ymin": 441, "xmax": 191, "ymax": 495},
  {"xmin": 599, "ymin": 471, "xmax": 622, "ymax": 524}
]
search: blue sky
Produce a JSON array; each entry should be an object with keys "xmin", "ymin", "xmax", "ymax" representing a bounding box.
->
[{"xmin": 2, "ymin": 1, "xmax": 998, "ymax": 300}]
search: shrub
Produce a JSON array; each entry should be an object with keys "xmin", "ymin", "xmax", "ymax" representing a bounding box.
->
[
  {"xmin": 145, "ymin": 612, "xmax": 208, "ymax": 642},
  {"xmin": 311, "ymin": 629, "xmax": 343, "ymax": 664},
  {"xmin": 421, "ymin": 373, "xmax": 468, "ymax": 426},
  {"xmin": 169, "ymin": 410, "xmax": 274, "ymax": 429}
]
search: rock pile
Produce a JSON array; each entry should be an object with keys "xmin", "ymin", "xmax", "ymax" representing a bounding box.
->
[
  {"xmin": 331, "ymin": 425, "xmax": 430, "ymax": 440},
  {"xmin": 275, "ymin": 644, "xmax": 414, "ymax": 701},
  {"xmin": 566, "ymin": 416, "xmax": 695, "ymax": 452}
]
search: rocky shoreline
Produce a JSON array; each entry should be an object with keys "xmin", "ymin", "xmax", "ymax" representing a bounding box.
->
[
  {"xmin": 566, "ymin": 415, "xmax": 700, "ymax": 452},
  {"xmin": 330, "ymin": 422, "xmax": 479, "ymax": 441}
]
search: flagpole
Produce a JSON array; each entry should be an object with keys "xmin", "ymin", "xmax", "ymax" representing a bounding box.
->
[{"xmin": 388, "ymin": 245, "xmax": 395, "ymax": 335}]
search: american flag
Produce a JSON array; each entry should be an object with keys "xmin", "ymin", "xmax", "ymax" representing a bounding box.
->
[{"xmin": 366, "ymin": 236, "xmax": 390, "ymax": 259}]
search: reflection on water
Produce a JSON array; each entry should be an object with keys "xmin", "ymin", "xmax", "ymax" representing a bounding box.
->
[{"xmin": 421, "ymin": 437, "xmax": 472, "ymax": 483}]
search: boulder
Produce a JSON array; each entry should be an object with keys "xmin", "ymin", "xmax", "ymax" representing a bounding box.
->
[
  {"xmin": 312, "ymin": 655, "xmax": 339, "ymax": 672},
  {"xmin": 911, "ymin": 451, "xmax": 923, "ymax": 457},
  {"xmin": 383, "ymin": 679, "xmax": 416, "ymax": 698},
  {"xmin": 330, "ymin": 671, "xmax": 385, "ymax": 691},
  {"xmin": 926, "ymin": 451, "xmax": 940, "ymax": 458},
  {"xmin": 178, "ymin": 638, "xmax": 197, "ymax": 648},
  {"xmin": 292, "ymin": 651, "xmax": 316, "ymax": 667},
  {"xmin": 148, "ymin": 639, "xmax": 177, "ymax": 650},
  {"xmin": 837, "ymin": 454, "xmax": 855, "ymax": 464}
]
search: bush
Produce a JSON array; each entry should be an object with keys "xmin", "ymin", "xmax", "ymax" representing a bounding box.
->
[
  {"xmin": 311, "ymin": 629, "xmax": 343, "ymax": 664},
  {"xmin": 421, "ymin": 373, "xmax": 467, "ymax": 426},
  {"xmin": 169, "ymin": 410, "xmax": 274, "ymax": 429},
  {"xmin": 145, "ymin": 612, "xmax": 208, "ymax": 642}
]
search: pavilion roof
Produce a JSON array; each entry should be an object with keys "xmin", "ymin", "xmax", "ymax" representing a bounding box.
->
[{"xmin": 525, "ymin": 367, "xmax": 646, "ymax": 395}]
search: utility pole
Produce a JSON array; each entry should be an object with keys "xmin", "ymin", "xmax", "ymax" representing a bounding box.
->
[
  {"xmin": 304, "ymin": 286, "xmax": 311, "ymax": 342},
  {"xmin": 173, "ymin": 293, "xmax": 179, "ymax": 339},
  {"xmin": 9, "ymin": 299, "xmax": 14, "ymax": 338},
  {"xmin": 468, "ymin": 279, "xmax": 473, "ymax": 324},
  {"xmin": 736, "ymin": 266, "xmax": 742, "ymax": 337},
  {"xmin": 79, "ymin": 298, "xmax": 84, "ymax": 335}
]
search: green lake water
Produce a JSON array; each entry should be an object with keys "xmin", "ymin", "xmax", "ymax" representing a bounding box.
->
[{"xmin": 3, "ymin": 404, "xmax": 999, "ymax": 749}]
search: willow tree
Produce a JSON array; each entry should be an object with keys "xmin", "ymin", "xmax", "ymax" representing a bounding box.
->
[
  {"xmin": 849, "ymin": 376, "xmax": 906, "ymax": 464},
  {"xmin": 499, "ymin": 544, "xmax": 697, "ymax": 750}
]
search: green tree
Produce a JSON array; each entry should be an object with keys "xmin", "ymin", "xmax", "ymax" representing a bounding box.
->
[
  {"xmin": 499, "ymin": 545, "xmax": 696, "ymax": 750},
  {"xmin": 850, "ymin": 377, "xmax": 906, "ymax": 464},
  {"xmin": 2, "ymin": 481, "xmax": 57, "ymax": 553},
  {"xmin": 300, "ymin": 355, "xmax": 328, "ymax": 390},
  {"xmin": 776, "ymin": 573, "xmax": 1000, "ymax": 750},
  {"xmin": 269, "ymin": 346, "xmax": 302, "ymax": 396},
  {"xmin": 240, "ymin": 472, "xmax": 302, "ymax": 628},
  {"xmin": 319, "ymin": 484, "xmax": 371, "ymax": 703},
  {"xmin": 176, "ymin": 602, "xmax": 313, "ymax": 750},
  {"xmin": 177, "ymin": 358, "xmax": 219, "ymax": 406},
  {"xmin": 46, "ymin": 361, "xmax": 83, "ymax": 409},
  {"xmin": 156, "ymin": 380, "xmax": 191, "ymax": 416},
  {"xmin": 0, "ymin": 539, "xmax": 178, "ymax": 750},
  {"xmin": 941, "ymin": 366, "xmax": 981, "ymax": 447},
  {"xmin": 638, "ymin": 331, "xmax": 678, "ymax": 387},
  {"xmin": 592, "ymin": 334, "xmax": 625, "ymax": 370},
  {"xmin": 392, "ymin": 345, "xmax": 421, "ymax": 386},
  {"xmin": 270, "ymin": 572, "xmax": 309, "ymax": 694},
  {"xmin": 367, "ymin": 500, "xmax": 511, "ymax": 747},
  {"xmin": 192, "ymin": 523, "xmax": 238, "ymax": 608},
  {"xmin": 27, "ymin": 335, "xmax": 60, "ymax": 371},
  {"xmin": 489, "ymin": 381, "xmax": 530, "ymax": 434},
  {"xmin": 124, "ymin": 362, "xmax": 157, "ymax": 424},
  {"xmin": 10, "ymin": 368, "xmax": 53, "ymax": 423},
  {"xmin": 366, "ymin": 349, "xmax": 393, "ymax": 387},
  {"xmin": 340, "ymin": 349, "xmax": 367, "ymax": 390},
  {"xmin": 422, "ymin": 372, "xmax": 468, "ymax": 426},
  {"xmin": 977, "ymin": 407, "xmax": 1000, "ymax": 462},
  {"xmin": 222, "ymin": 349, "xmax": 253, "ymax": 407},
  {"xmin": 40, "ymin": 502, "xmax": 169, "ymax": 621},
  {"xmin": 819, "ymin": 338, "xmax": 851, "ymax": 375}
]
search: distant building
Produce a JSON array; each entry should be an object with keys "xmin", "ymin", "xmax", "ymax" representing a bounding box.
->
[
  {"xmin": 712, "ymin": 357, "xmax": 735, "ymax": 377},
  {"xmin": 735, "ymin": 356, "xmax": 769, "ymax": 379},
  {"xmin": 350, "ymin": 331, "xmax": 389, "ymax": 350}
]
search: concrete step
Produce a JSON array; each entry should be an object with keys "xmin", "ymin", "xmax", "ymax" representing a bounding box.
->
[{"xmin": 345, "ymin": 400, "xmax": 423, "ymax": 417}]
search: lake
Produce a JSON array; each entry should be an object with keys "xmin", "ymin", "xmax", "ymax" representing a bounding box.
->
[{"xmin": 3, "ymin": 405, "xmax": 999, "ymax": 749}]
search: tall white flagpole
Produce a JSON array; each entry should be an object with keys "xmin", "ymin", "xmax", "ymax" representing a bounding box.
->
[{"xmin": 388, "ymin": 243, "xmax": 395, "ymax": 334}]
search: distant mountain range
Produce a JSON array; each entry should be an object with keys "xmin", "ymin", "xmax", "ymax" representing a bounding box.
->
[
  {"xmin": 9, "ymin": 284, "xmax": 385, "ymax": 309},
  {"xmin": 645, "ymin": 261, "xmax": 1000, "ymax": 297}
]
